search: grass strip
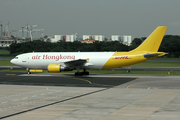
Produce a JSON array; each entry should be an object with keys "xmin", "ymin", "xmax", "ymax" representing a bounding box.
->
[
  {"xmin": 129, "ymin": 61, "xmax": 180, "ymax": 67},
  {"xmin": 0, "ymin": 50, "xmax": 10, "ymax": 54},
  {"xmin": 0, "ymin": 60, "xmax": 14, "ymax": 66}
]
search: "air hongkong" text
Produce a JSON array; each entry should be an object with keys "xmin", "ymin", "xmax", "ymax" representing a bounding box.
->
[{"xmin": 32, "ymin": 55, "xmax": 75, "ymax": 61}]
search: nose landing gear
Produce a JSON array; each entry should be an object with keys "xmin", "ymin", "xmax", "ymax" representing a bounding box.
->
[{"xmin": 27, "ymin": 68, "xmax": 31, "ymax": 74}]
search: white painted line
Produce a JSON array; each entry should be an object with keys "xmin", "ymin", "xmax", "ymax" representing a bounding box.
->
[
  {"xmin": 22, "ymin": 97, "xmax": 28, "ymax": 99},
  {"xmin": 32, "ymin": 95, "xmax": 37, "ymax": 97},
  {"xmin": 1, "ymin": 101, "xmax": 7, "ymax": 104},
  {"xmin": 13, "ymin": 99, "xmax": 18, "ymax": 101}
]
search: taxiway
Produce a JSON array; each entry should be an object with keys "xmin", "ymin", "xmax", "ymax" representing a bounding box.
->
[{"xmin": 0, "ymin": 72, "xmax": 180, "ymax": 120}]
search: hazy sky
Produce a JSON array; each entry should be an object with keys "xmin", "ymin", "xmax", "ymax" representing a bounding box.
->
[{"xmin": 1, "ymin": 0, "xmax": 180, "ymax": 39}]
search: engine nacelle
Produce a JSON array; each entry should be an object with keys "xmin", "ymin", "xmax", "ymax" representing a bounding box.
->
[{"xmin": 47, "ymin": 64, "xmax": 72, "ymax": 73}]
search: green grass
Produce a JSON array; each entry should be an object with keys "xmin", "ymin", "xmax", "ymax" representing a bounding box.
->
[
  {"xmin": 153, "ymin": 58, "xmax": 180, "ymax": 60},
  {"xmin": 0, "ymin": 50, "xmax": 10, "ymax": 54},
  {"xmin": 0, "ymin": 69, "xmax": 27, "ymax": 73},
  {"xmin": 130, "ymin": 61, "xmax": 180, "ymax": 67},
  {"xmin": 0, "ymin": 56, "xmax": 15, "ymax": 58},
  {"xmin": 0, "ymin": 60, "xmax": 14, "ymax": 66}
]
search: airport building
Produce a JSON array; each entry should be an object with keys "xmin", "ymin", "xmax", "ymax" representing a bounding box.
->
[
  {"xmin": 94, "ymin": 35, "xmax": 104, "ymax": 41},
  {"xmin": 53, "ymin": 34, "xmax": 79, "ymax": 42},
  {"xmin": 123, "ymin": 35, "xmax": 132, "ymax": 46},
  {"xmin": 83, "ymin": 35, "xmax": 105, "ymax": 41},
  {"xmin": 111, "ymin": 35, "xmax": 122, "ymax": 42},
  {"xmin": 80, "ymin": 39, "xmax": 95, "ymax": 44},
  {"xmin": 54, "ymin": 35, "xmax": 62, "ymax": 42},
  {"xmin": 83, "ymin": 35, "xmax": 93, "ymax": 40},
  {"xmin": 0, "ymin": 37, "xmax": 23, "ymax": 47},
  {"xmin": 111, "ymin": 35, "xmax": 132, "ymax": 46}
]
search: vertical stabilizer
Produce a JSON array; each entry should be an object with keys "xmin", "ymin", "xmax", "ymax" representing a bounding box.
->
[{"xmin": 130, "ymin": 26, "xmax": 167, "ymax": 52}]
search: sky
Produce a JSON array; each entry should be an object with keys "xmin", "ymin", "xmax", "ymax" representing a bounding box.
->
[{"xmin": 0, "ymin": 0, "xmax": 180, "ymax": 39}]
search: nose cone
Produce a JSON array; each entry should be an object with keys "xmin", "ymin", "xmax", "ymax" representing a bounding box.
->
[{"xmin": 10, "ymin": 59, "xmax": 15, "ymax": 65}]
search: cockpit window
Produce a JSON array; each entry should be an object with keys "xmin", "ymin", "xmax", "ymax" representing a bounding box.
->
[{"xmin": 14, "ymin": 57, "xmax": 18, "ymax": 59}]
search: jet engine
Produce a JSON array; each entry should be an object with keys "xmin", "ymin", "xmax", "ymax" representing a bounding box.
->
[{"xmin": 47, "ymin": 64, "xmax": 72, "ymax": 73}]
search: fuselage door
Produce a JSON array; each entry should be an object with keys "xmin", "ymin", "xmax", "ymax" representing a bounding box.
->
[{"xmin": 22, "ymin": 55, "xmax": 27, "ymax": 63}]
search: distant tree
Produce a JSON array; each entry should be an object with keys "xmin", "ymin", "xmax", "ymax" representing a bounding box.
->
[
  {"xmin": 132, "ymin": 38, "xmax": 143, "ymax": 46},
  {"xmin": 159, "ymin": 35, "xmax": 180, "ymax": 57},
  {"xmin": 141, "ymin": 37, "xmax": 147, "ymax": 41},
  {"xmin": 104, "ymin": 37, "xmax": 108, "ymax": 42}
]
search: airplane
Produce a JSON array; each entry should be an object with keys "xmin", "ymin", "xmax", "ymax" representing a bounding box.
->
[{"xmin": 10, "ymin": 26, "xmax": 167, "ymax": 76}]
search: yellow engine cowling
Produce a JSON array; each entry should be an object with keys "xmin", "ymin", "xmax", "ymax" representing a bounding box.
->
[
  {"xmin": 48, "ymin": 64, "xmax": 62, "ymax": 73},
  {"xmin": 47, "ymin": 64, "xmax": 72, "ymax": 73}
]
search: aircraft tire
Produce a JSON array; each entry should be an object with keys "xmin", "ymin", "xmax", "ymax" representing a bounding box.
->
[
  {"xmin": 75, "ymin": 72, "xmax": 78, "ymax": 76},
  {"xmin": 79, "ymin": 73, "xmax": 83, "ymax": 76},
  {"xmin": 75, "ymin": 72, "xmax": 89, "ymax": 76},
  {"xmin": 75, "ymin": 72, "xmax": 82, "ymax": 76},
  {"xmin": 85, "ymin": 72, "xmax": 89, "ymax": 75}
]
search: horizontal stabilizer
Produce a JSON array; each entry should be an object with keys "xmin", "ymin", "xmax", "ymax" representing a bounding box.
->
[{"xmin": 144, "ymin": 53, "xmax": 165, "ymax": 59}]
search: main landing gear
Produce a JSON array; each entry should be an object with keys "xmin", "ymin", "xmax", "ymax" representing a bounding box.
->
[{"xmin": 74, "ymin": 69, "xmax": 89, "ymax": 76}]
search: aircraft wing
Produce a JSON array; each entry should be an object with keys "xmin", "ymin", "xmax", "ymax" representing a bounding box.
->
[
  {"xmin": 144, "ymin": 52, "xmax": 165, "ymax": 59},
  {"xmin": 63, "ymin": 59, "xmax": 92, "ymax": 68}
]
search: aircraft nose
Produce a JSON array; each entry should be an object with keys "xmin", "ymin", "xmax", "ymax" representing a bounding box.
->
[{"xmin": 10, "ymin": 59, "xmax": 15, "ymax": 64}]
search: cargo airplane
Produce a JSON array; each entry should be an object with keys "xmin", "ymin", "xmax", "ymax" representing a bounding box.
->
[{"xmin": 10, "ymin": 26, "xmax": 167, "ymax": 76}]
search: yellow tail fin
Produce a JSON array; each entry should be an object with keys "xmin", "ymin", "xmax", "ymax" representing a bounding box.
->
[{"xmin": 130, "ymin": 26, "xmax": 167, "ymax": 52}]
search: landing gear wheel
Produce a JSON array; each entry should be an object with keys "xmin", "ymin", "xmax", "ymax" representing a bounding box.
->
[
  {"xmin": 83, "ymin": 69, "xmax": 89, "ymax": 75},
  {"xmin": 79, "ymin": 72, "xmax": 83, "ymax": 76},
  {"xmin": 74, "ymin": 71, "xmax": 89, "ymax": 76},
  {"xmin": 75, "ymin": 72, "xmax": 82, "ymax": 76},
  {"xmin": 84, "ymin": 71, "xmax": 89, "ymax": 75}
]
